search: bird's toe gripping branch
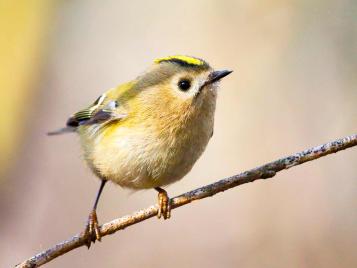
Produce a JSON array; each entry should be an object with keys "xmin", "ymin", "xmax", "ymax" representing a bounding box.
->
[
  {"xmin": 84, "ymin": 210, "xmax": 102, "ymax": 248},
  {"xmin": 155, "ymin": 187, "xmax": 171, "ymax": 220}
]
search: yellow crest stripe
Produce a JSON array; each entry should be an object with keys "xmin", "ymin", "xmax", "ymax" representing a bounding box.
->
[{"xmin": 154, "ymin": 55, "xmax": 204, "ymax": 66}]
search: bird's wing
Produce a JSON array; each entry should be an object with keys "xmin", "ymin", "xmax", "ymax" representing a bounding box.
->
[{"xmin": 48, "ymin": 91, "xmax": 127, "ymax": 135}]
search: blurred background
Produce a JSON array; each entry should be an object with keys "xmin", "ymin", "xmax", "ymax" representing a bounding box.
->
[{"xmin": 0, "ymin": 0, "xmax": 356, "ymax": 267}]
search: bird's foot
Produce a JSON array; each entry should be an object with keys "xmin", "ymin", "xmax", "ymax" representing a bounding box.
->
[
  {"xmin": 156, "ymin": 187, "xmax": 171, "ymax": 220},
  {"xmin": 83, "ymin": 210, "xmax": 101, "ymax": 249}
]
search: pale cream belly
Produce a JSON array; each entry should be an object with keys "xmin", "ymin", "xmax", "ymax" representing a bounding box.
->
[{"xmin": 85, "ymin": 122, "xmax": 213, "ymax": 190}]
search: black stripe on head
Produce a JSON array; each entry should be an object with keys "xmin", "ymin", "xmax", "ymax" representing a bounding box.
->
[{"xmin": 154, "ymin": 55, "xmax": 210, "ymax": 69}]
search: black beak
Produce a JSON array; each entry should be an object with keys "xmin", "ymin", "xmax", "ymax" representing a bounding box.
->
[{"xmin": 205, "ymin": 69, "xmax": 233, "ymax": 86}]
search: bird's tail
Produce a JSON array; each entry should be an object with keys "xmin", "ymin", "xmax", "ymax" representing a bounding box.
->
[{"xmin": 47, "ymin": 127, "xmax": 76, "ymax": 136}]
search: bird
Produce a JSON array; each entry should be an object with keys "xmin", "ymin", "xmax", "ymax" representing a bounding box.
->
[{"xmin": 49, "ymin": 55, "xmax": 232, "ymax": 247}]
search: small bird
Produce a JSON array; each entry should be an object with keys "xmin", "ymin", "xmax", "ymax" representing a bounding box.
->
[{"xmin": 49, "ymin": 55, "xmax": 232, "ymax": 247}]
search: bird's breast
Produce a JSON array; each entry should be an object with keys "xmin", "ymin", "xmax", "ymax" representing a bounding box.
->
[{"xmin": 82, "ymin": 100, "xmax": 216, "ymax": 189}]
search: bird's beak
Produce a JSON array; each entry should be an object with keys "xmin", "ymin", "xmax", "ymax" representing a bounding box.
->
[{"xmin": 203, "ymin": 69, "xmax": 233, "ymax": 87}]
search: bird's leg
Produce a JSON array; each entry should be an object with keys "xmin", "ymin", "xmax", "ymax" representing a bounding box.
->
[
  {"xmin": 84, "ymin": 179, "xmax": 107, "ymax": 248},
  {"xmin": 155, "ymin": 187, "xmax": 171, "ymax": 219}
]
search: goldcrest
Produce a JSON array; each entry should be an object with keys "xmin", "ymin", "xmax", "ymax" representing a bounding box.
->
[{"xmin": 49, "ymin": 55, "xmax": 232, "ymax": 247}]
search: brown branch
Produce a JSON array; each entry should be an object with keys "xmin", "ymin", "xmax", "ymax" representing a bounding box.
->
[{"xmin": 16, "ymin": 134, "xmax": 357, "ymax": 268}]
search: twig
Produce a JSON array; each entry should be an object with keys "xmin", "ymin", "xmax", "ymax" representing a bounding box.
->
[{"xmin": 16, "ymin": 134, "xmax": 357, "ymax": 268}]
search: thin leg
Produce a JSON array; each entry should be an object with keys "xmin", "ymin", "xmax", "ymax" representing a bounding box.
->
[
  {"xmin": 84, "ymin": 179, "xmax": 107, "ymax": 248},
  {"xmin": 155, "ymin": 187, "xmax": 171, "ymax": 220},
  {"xmin": 93, "ymin": 179, "xmax": 107, "ymax": 210}
]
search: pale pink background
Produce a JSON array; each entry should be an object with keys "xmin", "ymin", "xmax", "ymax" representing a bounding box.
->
[{"xmin": 1, "ymin": 1, "xmax": 356, "ymax": 267}]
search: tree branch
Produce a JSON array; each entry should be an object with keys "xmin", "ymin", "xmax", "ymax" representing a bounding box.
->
[{"xmin": 16, "ymin": 134, "xmax": 357, "ymax": 268}]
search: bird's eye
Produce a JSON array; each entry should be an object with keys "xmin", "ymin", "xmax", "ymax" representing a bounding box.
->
[{"xmin": 178, "ymin": 79, "xmax": 191, "ymax": 91}]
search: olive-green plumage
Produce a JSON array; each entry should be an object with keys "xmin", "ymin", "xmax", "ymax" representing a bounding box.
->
[{"xmin": 50, "ymin": 55, "xmax": 232, "ymax": 244}]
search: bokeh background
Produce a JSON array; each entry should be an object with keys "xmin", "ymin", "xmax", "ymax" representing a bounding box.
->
[{"xmin": 1, "ymin": 1, "xmax": 356, "ymax": 267}]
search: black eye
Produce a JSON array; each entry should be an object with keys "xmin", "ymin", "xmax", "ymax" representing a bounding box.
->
[{"xmin": 178, "ymin": 79, "xmax": 191, "ymax": 91}]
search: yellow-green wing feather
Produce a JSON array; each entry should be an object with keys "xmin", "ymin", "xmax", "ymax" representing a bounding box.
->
[
  {"xmin": 48, "ymin": 82, "xmax": 134, "ymax": 135},
  {"xmin": 66, "ymin": 94, "xmax": 106, "ymax": 127}
]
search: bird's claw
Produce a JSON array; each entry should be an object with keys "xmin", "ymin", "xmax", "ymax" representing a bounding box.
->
[
  {"xmin": 157, "ymin": 189, "xmax": 171, "ymax": 220},
  {"xmin": 84, "ymin": 210, "xmax": 101, "ymax": 249}
]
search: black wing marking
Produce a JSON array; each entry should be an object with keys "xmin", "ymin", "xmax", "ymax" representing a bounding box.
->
[
  {"xmin": 67, "ymin": 100, "xmax": 124, "ymax": 127},
  {"xmin": 66, "ymin": 94, "xmax": 108, "ymax": 127},
  {"xmin": 48, "ymin": 95, "xmax": 125, "ymax": 135}
]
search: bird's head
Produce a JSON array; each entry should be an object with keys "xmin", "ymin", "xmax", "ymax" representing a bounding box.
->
[{"xmin": 132, "ymin": 55, "xmax": 231, "ymax": 118}]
